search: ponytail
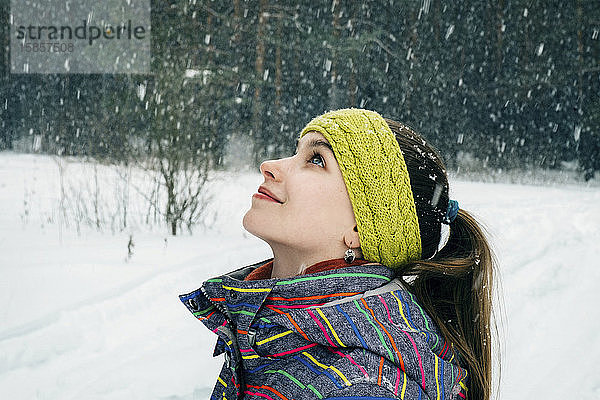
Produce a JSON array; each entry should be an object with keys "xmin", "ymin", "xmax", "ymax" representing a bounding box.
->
[
  {"xmin": 385, "ymin": 118, "xmax": 500, "ymax": 400},
  {"xmin": 405, "ymin": 210, "xmax": 497, "ymax": 400}
]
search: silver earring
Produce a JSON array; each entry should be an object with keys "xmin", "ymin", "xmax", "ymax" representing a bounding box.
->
[{"xmin": 344, "ymin": 248, "xmax": 356, "ymax": 264}]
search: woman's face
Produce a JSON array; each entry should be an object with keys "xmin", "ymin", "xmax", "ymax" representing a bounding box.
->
[{"xmin": 243, "ymin": 131, "xmax": 357, "ymax": 253}]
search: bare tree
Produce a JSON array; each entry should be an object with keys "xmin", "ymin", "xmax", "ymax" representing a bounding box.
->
[{"xmin": 156, "ymin": 145, "xmax": 212, "ymax": 236}]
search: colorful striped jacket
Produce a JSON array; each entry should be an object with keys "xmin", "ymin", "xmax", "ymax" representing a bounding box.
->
[{"xmin": 179, "ymin": 259, "xmax": 468, "ymax": 400}]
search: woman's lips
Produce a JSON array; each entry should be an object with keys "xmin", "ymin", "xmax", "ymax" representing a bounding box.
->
[
  {"xmin": 255, "ymin": 186, "xmax": 283, "ymax": 203},
  {"xmin": 253, "ymin": 192, "xmax": 281, "ymax": 203}
]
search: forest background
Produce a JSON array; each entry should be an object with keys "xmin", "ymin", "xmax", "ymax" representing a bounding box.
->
[{"xmin": 1, "ymin": 0, "xmax": 599, "ymax": 234}]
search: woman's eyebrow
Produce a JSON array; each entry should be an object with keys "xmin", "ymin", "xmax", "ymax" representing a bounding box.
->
[{"xmin": 295, "ymin": 138, "xmax": 334, "ymax": 155}]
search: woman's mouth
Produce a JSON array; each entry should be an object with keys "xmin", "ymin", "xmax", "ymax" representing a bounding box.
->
[{"xmin": 254, "ymin": 186, "xmax": 283, "ymax": 203}]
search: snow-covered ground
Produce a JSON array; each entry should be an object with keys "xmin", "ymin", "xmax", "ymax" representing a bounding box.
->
[{"xmin": 1, "ymin": 152, "xmax": 599, "ymax": 399}]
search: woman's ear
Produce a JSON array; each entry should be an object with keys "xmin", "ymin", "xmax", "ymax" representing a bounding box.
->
[{"xmin": 343, "ymin": 225, "xmax": 361, "ymax": 249}]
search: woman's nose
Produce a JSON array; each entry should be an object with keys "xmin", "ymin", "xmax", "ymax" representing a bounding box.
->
[{"xmin": 260, "ymin": 159, "xmax": 284, "ymax": 181}]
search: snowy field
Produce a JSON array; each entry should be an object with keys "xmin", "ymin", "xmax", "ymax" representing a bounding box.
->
[{"xmin": 1, "ymin": 152, "xmax": 599, "ymax": 400}]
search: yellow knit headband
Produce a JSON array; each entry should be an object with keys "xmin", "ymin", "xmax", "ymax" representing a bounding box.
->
[{"xmin": 300, "ymin": 108, "xmax": 421, "ymax": 268}]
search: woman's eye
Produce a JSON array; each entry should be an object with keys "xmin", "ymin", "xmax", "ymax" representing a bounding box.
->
[{"xmin": 308, "ymin": 153, "xmax": 325, "ymax": 168}]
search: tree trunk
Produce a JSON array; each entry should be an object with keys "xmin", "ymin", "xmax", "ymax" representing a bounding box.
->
[
  {"xmin": 253, "ymin": 0, "xmax": 268, "ymax": 143},
  {"xmin": 495, "ymin": 0, "xmax": 504, "ymax": 75},
  {"xmin": 329, "ymin": 0, "xmax": 341, "ymax": 109},
  {"xmin": 275, "ymin": 16, "xmax": 282, "ymax": 109},
  {"xmin": 576, "ymin": 0, "xmax": 584, "ymax": 108},
  {"xmin": 233, "ymin": 0, "xmax": 241, "ymax": 42},
  {"xmin": 405, "ymin": 8, "xmax": 419, "ymax": 115},
  {"xmin": 348, "ymin": 4, "xmax": 357, "ymax": 107}
]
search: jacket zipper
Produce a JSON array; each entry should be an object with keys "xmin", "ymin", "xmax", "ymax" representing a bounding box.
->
[
  {"xmin": 200, "ymin": 284, "xmax": 232, "ymax": 321},
  {"xmin": 200, "ymin": 284, "xmax": 246, "ymax": 399}
]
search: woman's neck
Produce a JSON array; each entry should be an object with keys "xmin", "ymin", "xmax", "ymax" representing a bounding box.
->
[
  {"xmin": 271, "ymin": 251, "xmax": 322, "ymax": 279},
  {"xmin": 268, "ymin": 243, "xmax": 362, "ymax": 279}
]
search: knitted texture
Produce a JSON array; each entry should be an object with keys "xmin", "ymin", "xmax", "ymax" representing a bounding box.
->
[{"xmin": 300, "ymin": 108, "xmax": 421, "ymax": 268}]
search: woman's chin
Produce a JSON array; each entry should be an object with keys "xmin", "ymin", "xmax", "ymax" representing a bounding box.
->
[
  {"xmin": 243, "ymin": 217, "xmax": 283, "ymax": 248},
  {"xmin": 242, "ymin": 211, "xmax": 264, "ymax": 238},
  {"xmin": 241, "ymin": 211, "xmax": 252, "ymax": 232}
]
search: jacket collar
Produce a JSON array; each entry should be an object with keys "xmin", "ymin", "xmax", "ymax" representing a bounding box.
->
[
  {"xmin": 197, "ymin": 261, "xmax": 394, "ymax": 330},
  {"xmin": 245, "ymin": 257, "xmax": 373, "ymax": 281}
]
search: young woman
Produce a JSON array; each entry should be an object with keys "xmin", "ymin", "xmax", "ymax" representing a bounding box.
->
[{"xmin": 180, "ymin": 108, "xmax": 499, "ymax": 400}]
